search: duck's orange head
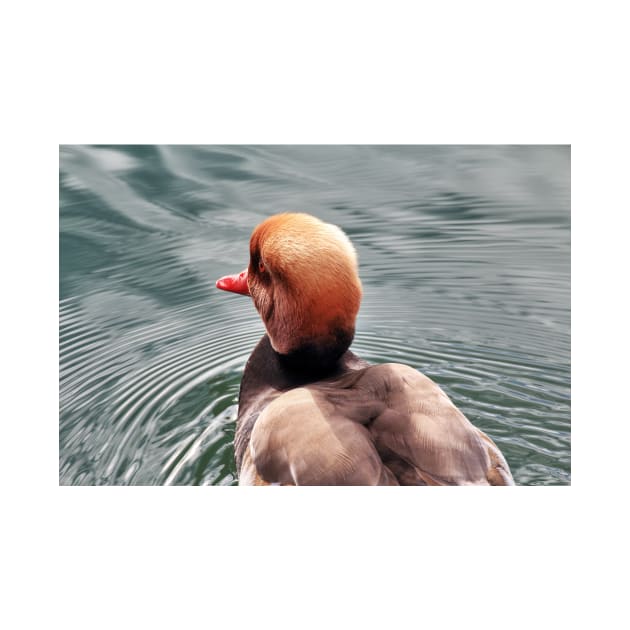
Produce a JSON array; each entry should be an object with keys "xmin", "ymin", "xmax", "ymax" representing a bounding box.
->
[{"xmin": 216, "ymin": 213, "xmax": 362, "ymax": 366}]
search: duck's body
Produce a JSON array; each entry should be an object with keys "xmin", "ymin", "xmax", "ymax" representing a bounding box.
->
[{"xmin": 217, "ymin": 213, "xmax": 513, "ymax": 486}]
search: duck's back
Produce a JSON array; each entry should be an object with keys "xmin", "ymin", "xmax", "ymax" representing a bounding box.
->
[{"xmin": 236, "ymin": 338, "xmax": 513, "ymax": 485}]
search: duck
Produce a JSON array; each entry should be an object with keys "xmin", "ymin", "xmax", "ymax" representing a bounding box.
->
[{"xmin": 216, "ymin": 212, "xmax": 514, "ymax": 485}]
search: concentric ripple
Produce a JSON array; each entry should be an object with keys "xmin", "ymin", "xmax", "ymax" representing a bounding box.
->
[
  {"xmin": 60, "ymin": 295, "xmax": 263, "ymax": 485},
  {"xmin": 60, "ymin": 144, "xmax": 570, "ymax": 485}
]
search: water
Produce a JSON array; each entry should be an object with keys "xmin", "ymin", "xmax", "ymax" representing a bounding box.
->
[{"xmin": 59, "ymin": 145, "xmax": 570, "ymax": 485}]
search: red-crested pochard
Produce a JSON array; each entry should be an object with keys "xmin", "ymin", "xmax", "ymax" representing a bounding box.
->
[{"xmin": 216, "ymin": 213, "xmax": 514, "ymax": 485}]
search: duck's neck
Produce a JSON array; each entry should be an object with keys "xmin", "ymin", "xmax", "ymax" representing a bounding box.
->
[
  {"xmin": 277, "ymin": 326, "xmax": 356, "ymax": 375},
  {"xmin": 240, "ymin": 334, "xmax": 363, "ymax": 396}
]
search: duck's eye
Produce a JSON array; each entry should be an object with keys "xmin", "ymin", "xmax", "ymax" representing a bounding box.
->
[{"xmin": 258, "ymin": 261, "xmax": 265, "ymax": 273}]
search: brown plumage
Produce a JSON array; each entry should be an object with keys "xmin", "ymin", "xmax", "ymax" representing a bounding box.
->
[{"xmin": 216, "ymin": 213, "xmax": 514, "ymax": 486}]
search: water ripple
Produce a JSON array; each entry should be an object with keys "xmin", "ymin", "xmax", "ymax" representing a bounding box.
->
[{"xmin": 60, "ymin": 294, "xmax": 262, "ymax": 485}]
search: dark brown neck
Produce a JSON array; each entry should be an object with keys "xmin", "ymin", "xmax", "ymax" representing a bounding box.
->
[
  {"xmin": 240, "ymin": 333, "xmax": 362, "ymax": 394},
  {"xmin": 277, "ymin": 326, "xmax": 355, "ymax": 376}
]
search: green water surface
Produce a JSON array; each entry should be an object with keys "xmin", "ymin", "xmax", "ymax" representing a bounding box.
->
[{"xmin": 59, "ymin": 145, "xmax": 570, "ymax": 485}]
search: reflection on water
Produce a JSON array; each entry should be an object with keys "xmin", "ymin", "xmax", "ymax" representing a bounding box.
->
[{"xmin": 59, "ymin": 145, "xmax": 570, "ymax": 485}]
